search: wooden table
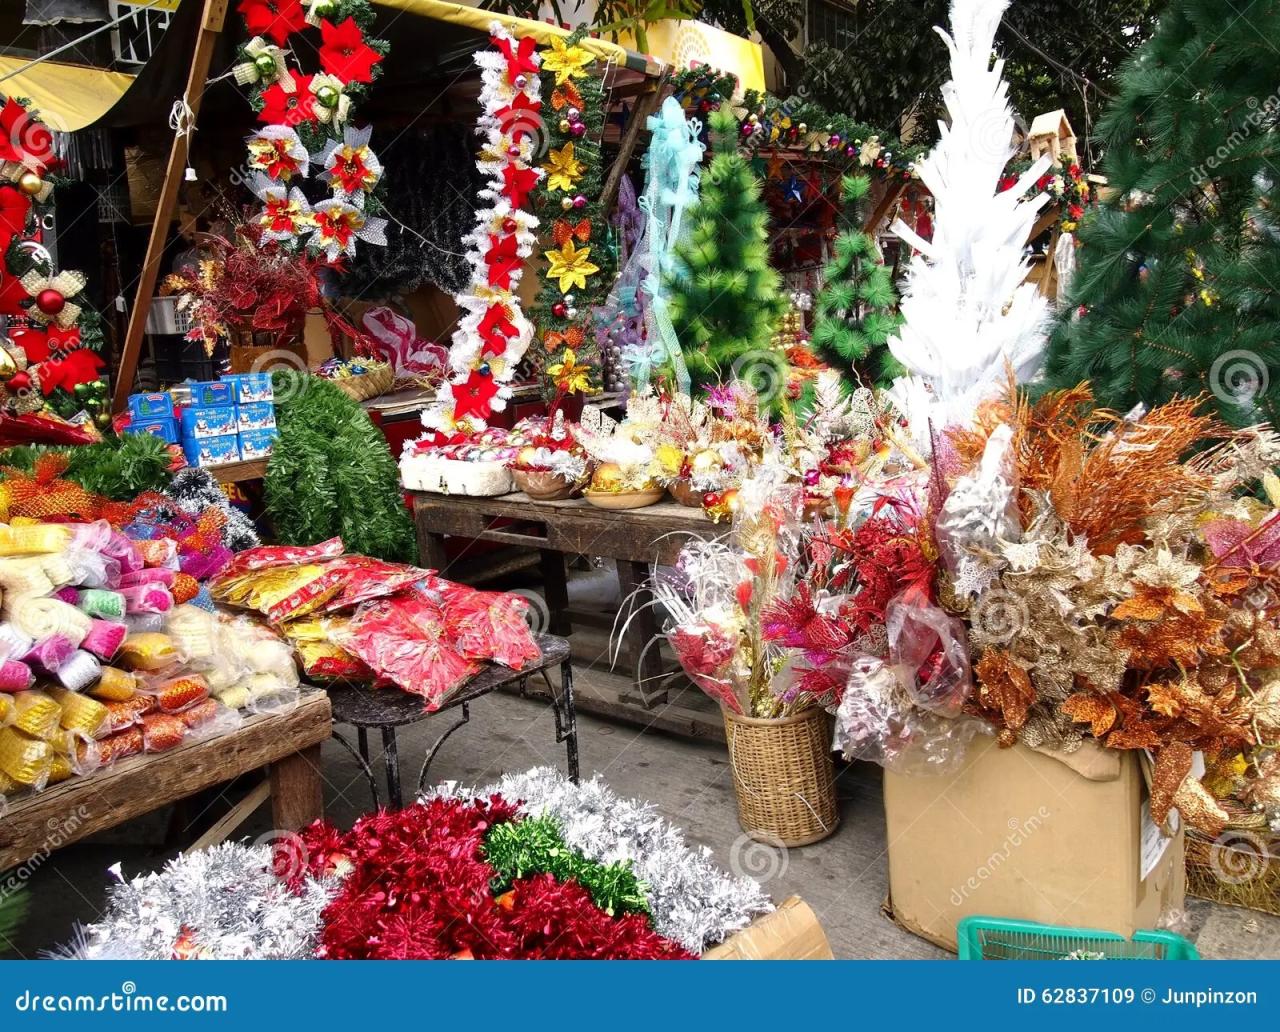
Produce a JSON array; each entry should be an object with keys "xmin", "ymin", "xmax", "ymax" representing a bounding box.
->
[
  {"xmin": 0, "ymin": 691, "xmax": 332, "ymax": 870},
  {"xmin": 411, "ymin": 491, "xmax": 722, "ymax": 712}
]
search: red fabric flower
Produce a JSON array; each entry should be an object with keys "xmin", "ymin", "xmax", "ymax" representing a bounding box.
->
[
  {"xmin": 478, "ymin": 304, "xmax": 518, "ymax": 357},
  {"xmin": 318, "ymin": 18, "xmax": 383, "ymax": 85},
  {"xmin": 448, "ymin": 368, "xmax": 501, "ymax": 423},
  {"xmin": 35, "ymin": 348, "xmax": 105, "ymax": 394},
  {"xmin": 484, "ymin": 233, "xmax": 522, "ymax": 290},
  {"xmin": 494, "ymin": 34, "xmax": 539, "ymax": 84},
  {"xmin": 501, "ymin": 163, "xmax": 541, "ymax": 210},
  {"xmin": 0, "ymin": 100, "xmax": 54, "ymax": 171},
  {"xmin": 236, "ymin": 0, "xmax": 306, "ymax": 47},
  {"xmin": 258, "ymin": 74, "xmax": 317, "ymax": 125}
]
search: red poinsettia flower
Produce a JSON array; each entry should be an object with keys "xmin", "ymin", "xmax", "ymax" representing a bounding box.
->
[
  {"xmin": 1068, "ymin": 203, "xmax": 1084, "ymax": 220},
  {"xmin": 318, "ymin": 18, "xmax": 383, "ymax": 85},
  {"xmin": 484, "ymin": 234, "xmax": 521, "ymax": 290},
  {"xmin": 449, "ymin": 369, "xmax": 500, "ymax": 422},
  {"xmin": 259, "ymin": 74, "xmax": 317, "ymax": 125},
  {"xmin": 478, "ymin": 304, "xmax": 518, "ymax": 356},
  {"xmin": 0, "ymin": 100, "xmax": 54, "ymax": 171},
  {"xmin": 501, "ymin": 163, "xmax": 541, "ymax": 210},
  {"xmin": 494, "ymin": 34, "xmax": 539, "ymax": 84},
  {"xmin": 237, "ymin": 0, "xmax": 306, "ymax": 47},
  {"xmin": 35, "ymin": 347, "xmax": 104, "ymax": 395}
]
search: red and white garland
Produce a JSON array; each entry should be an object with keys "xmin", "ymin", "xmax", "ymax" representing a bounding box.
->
[{"xmin": 422, "ymin": 26, "xmax": 543, "ymax": 433}]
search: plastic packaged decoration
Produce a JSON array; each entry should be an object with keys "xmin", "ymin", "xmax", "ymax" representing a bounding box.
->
[
  {"xmin": 141, "ymin": 674, "xmax": 210, "ymax": 714},
  {"xmin": 90, "ymin": 666, "xmax": 138, "ymax": 702},
  {"xmin": 56, "ymin": 650, "xmax": 103, "ymax": 692},
  {"xmin": 10, "ymin": 597, "xmax": 91, "ymax": 645},
  {"xmin": 885, "ymin": 591, "xmax": 973, "ymax": 718},
  {"xmin": 24, "ymin": 635, "xmax": 76, "ymax": 675},
  {"xmin": 0, "ymin": 726, "xmax": 54, "ymax": 786},
  {"xmin": 0, "ymin": 523, "xmax": 72, "ymax": 556},
  {"xmin": 9, "ymin": 691, "xmax": 62, "ymax": 740},
  {"xmin": 116, "ymin": 632, "xmax": 181, "ymax": 671},
  {"xmin": 81, "ymin": 619, "xmax": 128, "ymax": 660},
  {"xmin": 0, "ymin": 657, "xmax": 35, "ymax": 691}
]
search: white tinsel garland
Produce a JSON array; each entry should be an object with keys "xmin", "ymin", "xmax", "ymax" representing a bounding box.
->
[
  {"xmin": 441, "ymin": 766, "xmax": 774, "ymax": 953},
  {"xmin": 62, "ymin": 844, "xmax": 330, "ymax": 960},
  {"xmin": 421, "ymin": 24, "xmax": 543, "ymax": 433}
]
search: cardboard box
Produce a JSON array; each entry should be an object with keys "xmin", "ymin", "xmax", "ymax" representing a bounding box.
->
[
  {"xmin": 188, "ymin": 380, "xmax": 235, "ymax": 408},
  {"xmin": 126, "ymin": 417, "xmax": 179, "ymax": 444},
  {"xmin": 883, "ymin": 736, "xmax": 1184, "ymax": 953},
  {"xmin": 181, "ymin": 404, "xmax": 238, "ymax": 439},
  {"xmin": 238, "ymin": 427, "xmax": 279, "ymax": 460},
  {"xmin": 128, "ymin": 391, "xmax": 175, "ymax": 420},
  {"xmin": 236, "ymin": 401, "xmax": 276, "ymax": 432},
  {"xmin": 703, "ymin": 896, "xmax": 833, "ymax": 960},
  {"xmin": 223, "ymin": 372, "xmax": 274, "ymax": 404},
  {"xmin": 182, "ymin": 434, "xmax": 241, "ymax": 468}
]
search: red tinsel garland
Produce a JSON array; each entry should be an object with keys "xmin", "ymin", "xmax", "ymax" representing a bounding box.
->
[{"xmin": 291, "ymin": 796, "xmax": 696, "ymax": 960}]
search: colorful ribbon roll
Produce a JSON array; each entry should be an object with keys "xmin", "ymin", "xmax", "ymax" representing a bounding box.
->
[
  {"xmin": 10, "ymin": 596, "xmax": 91, "ymax": 645},
  {"xmin": 0, "ymin": 623, "xmax": 33, "ymax": 661},
  {"xmin": 57, "ymin": 650, "xmax": 102, "ymax": 693},
  {"xmin": 85, "ymin": 725, "xmax": 144, "ymax": 766},
  {"xmin": 47, "ymin": 685, "xmax": 109, "ymax": 739},
  {"xmin": 10, "ymin": 691, "xmax": 62, "ymax": 740},
  {"xmin": 102, "ymin": 531, "xmax": 144, "ymax": 574},
  {"xmin": 145, "ymin": 674, "xmax": 209, "ymax": 714},
  {"xmin": 24, "ymin": 635, "xmax": 75, "ymax": 674},
  {"xmin": 120, "ymin": 584, "xmax": 173, "ymax": 615},
  {"xmin": 0, "ymin": 524, "xmax": 72, "ymax": 556},
  {"xmin": 101, "ymin": 695, "xmax": 154, "ymax": 735},
  {"xmin": 52, "ymin": 586, "xmax": 80, "ymax": 605},
  {"xmin": 142, "ymin": 712, "xmax": 186, "ymax": 752},
  {"xmin": 0, "ymin": 657, "xmax": 33, "ymax": 691},
  {"xmin": 81, "ymin": 620, "xmax": 127, "ymax": 661},
  {"xmin": 117, "ymin": 632, "xmax": 179, "ymax": 671},
  {"xmin": 171, "ymin": 573, "xmax": 199, "ymax": 604},
  {"xmin": 69, "ymin": 520, "xmax": 112, "ymax": 552},
  {"xmin": 0, "ymin": 557, "xmax": 56, "ymax": 598},
  {"xmin": 88, "ymin": 666, "xmax": 137, "ymax": 702},
  {"xmin": 78, "ymin": 589, "xmax": 127, "ymax": 621},
  {"xmin": 124, "ymin": 612, "xmax": 166, "ymax": 633},
  {"xmin": 166, "ymin": 606, "xmax": 215, "ymax": 662},
  {"xmin": 0, "ymin": 726, "xmax": 53, "ymax": 785},
  {"xmin": 119, "ymin": 567, "xmax": 176, "ymax": 588}
]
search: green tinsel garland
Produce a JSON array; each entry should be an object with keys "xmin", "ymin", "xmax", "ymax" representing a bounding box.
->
[
  {"xmin": 484, "ymin": 814, "xmax": 651, "ymax": 920},
  {"xmin": 265, "ymin": 370, "xmax": 415, "ymax": 562},
  {"xmin": 0, "ymin": 433, "xmax": 172, "ymax": 500}
]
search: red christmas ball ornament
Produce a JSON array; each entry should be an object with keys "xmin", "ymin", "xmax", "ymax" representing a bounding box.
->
[
  {"xmin": 501, "ymin": 217, "xmax": 518, "ymax": 234},
  {"xmin": 552, "ymin": 302, "xmax": 568, "ymax": 318},
  {"xmin": 36, "ymin": 288, "xmax": 66, "ymax": 316},
  {"xmin": 7, "ymin": 370, "xmax": 31, "ymax": 392},
  {"xmin": 572, "ymin": 194, "xmax": 587, "ymax": 209}
]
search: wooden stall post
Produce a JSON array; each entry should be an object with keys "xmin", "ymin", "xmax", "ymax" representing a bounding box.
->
[{"xmin": 111, "ymin": 0, "xmax": 231, "ymax": 413}]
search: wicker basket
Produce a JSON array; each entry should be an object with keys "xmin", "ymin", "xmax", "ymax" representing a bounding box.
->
[
  {"xmin": 723, "ymin": 706, "xmax": 839, "ymax": 847},
  {"xmin": 327, "ymin": 363, "xmax": 394, "ymax": 401},
  {"xmin": 1185, "ymin": 827, "xmax": 1279, "ymax": 917}
]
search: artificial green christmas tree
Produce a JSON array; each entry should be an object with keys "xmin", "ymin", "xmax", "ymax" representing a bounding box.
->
[
  {"xmin": 665, "ymin": 104, "xmax": 785, "ymax": 395},
  {"xmin": 1043, "ymin": 0, "xmax": 1280, "ymax": 428},
  {"xmin": 811, "ymin": 174, "xmax": 903, "ymax": 386}
]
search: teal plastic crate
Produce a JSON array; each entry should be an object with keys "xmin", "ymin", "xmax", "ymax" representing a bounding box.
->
[{"xmin": 957, "ymin": 917, "xmax": 1199, "ymax": 960}]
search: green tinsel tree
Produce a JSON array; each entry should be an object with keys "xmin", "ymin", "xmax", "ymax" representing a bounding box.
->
[
  {"xmin": 1043, "ymin": 0, "xmax": 1280, "ymax": 428},
  {"xmin": 665, "ymin": 104, "xmax": 785, "ymax": 395},
  {"xmin": 811, "ymin": 174, "xmax": 903, "ymax": 386},
  {"xmin": 266, "ymin": 371, "xmax": 416, "ymax": 562}
]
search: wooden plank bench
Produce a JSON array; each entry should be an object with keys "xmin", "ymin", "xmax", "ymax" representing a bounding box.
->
[{"xmin": 0, "ymin": 691, "xmax": 332, "ymax": 870}]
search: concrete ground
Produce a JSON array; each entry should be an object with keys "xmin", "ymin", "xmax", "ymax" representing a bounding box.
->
[{"xmin": 4, "ymin": 684, "xmax": 1279, "ymax": 960}]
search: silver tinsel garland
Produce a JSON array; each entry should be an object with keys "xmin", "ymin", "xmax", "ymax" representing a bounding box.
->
[
  {"xmin": 66, "ymin": 769, "xmax": 770, "ymax": 959},
  {"xmin": 440, "ymin": 767, "xmax": 773, "ymax": 953},
  {"xmin": 62, "ymin": 843, "xmax": 329, "ymax": 960}
]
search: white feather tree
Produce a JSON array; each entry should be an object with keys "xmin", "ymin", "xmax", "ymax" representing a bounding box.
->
[{"xmin": 886, "ymin": 0, "xmax": 1052, "ymax": 449}]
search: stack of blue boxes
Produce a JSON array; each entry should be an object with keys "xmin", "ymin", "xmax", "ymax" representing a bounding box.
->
[{"xmin": 127, "ymin": 373, "xmax": 278, "ymax": 468}]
